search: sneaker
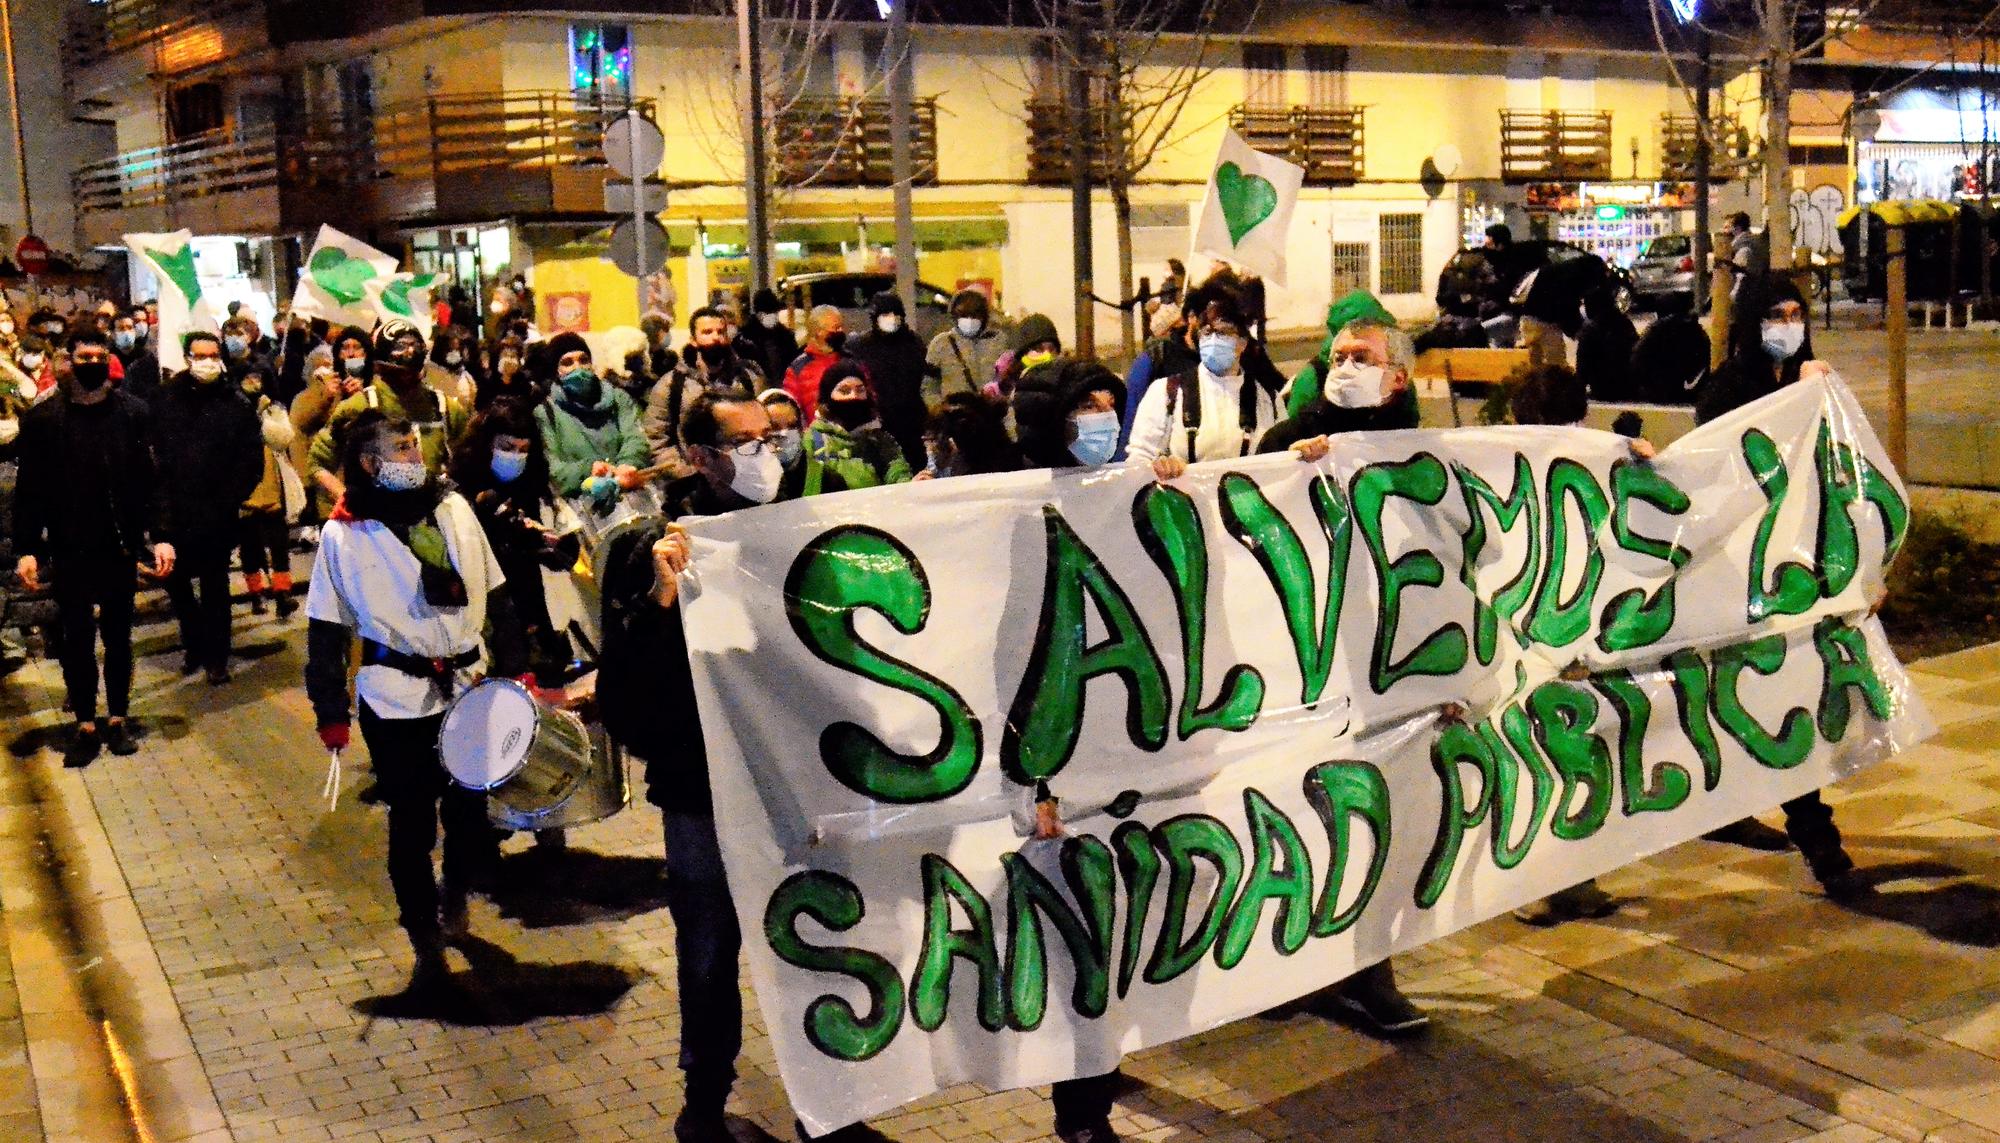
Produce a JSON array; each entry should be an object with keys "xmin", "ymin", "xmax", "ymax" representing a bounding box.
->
[
  {"xmin": 1331, "ymin": 980, "xmax": 1431, "ymax": 1038},
  {"xmin": 440, "ymin": 887, "xmax": 470, "ymax": 944},
  {"xmin": 206, "ymin": 665, "xmax": 231, "ymax": 686},
  {"xmin": 1056, "ymin": 1122, "xmax": 1122, "ymax": 1143},
  {"xmin": 274, "ymin": 593, "xmax": 299, "ymax": 619},
  {"xmin": 103, "ymin": 720, "xmax": 139, "ymax": 756},
  {"xmin": 249, "ymin": 595, "xmax": 268, "ymax": 616},
  {"xmin": 179, "ymin": 653, "xmax": 201, "ymax": 677},
  {"xmin": 1515, "ymin": 879, "xmax": 1617, "ymax": 926},
  {"xmin": 64, "ymin": 724, "xmax": 102, "ymax": 769},
  {"xmin": 1704, "ymin": 818, "xmax": 1793, "ymax": 851},
  {"xmin": 674, "ymin": 1105, "xmax": 731, "ymax": 1143}
]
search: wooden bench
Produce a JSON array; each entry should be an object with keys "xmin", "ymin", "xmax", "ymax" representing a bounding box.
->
[{"xmin": 1411, "ymin": 348, "xmax": 1531, "ymax": 399}]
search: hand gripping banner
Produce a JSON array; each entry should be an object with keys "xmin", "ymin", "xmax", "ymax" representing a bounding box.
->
[{"xmin": 677, "ymin": 373, "xmax": 1934, "ymax": 1135}]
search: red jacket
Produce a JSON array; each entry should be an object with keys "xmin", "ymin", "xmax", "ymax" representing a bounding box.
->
[{"xmin": 782, "ymin": 346, "xmax": 842, "ymax": 422}]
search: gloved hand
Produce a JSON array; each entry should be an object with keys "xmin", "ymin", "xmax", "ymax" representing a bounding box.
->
[{"xmin": 318, "ymin": 724, "xmax": 351, "ymax": 751}]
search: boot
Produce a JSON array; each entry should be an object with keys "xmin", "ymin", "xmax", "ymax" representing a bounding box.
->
[
  {"xmin": 245, "ymin": 573, "xmax": 268, "ymax": 615},
  {"xmin": 272, "ymin": 572, "xmax": 298, "ymax": 618},
  {"xmin": 674, "ymin": 1073, "xmax": 733, "ymax": 1143},
  {"xmin": 440, "ymin": 883, "xmax": 471, "ymax": 944},
  {"xmin": 1327, "ymin": 959, "xmax": 1429, "ymax": 1037},
  {"xmin": 405, "ymin": 931, "xmax": 451, "ymax": 995}
]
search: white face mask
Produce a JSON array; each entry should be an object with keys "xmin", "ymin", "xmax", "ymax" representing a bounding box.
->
[
  {"xmin": 1760, "ymin": 320, "xmax": 1806, "ymax": 362},
  {"xmin": 19, "ymin": 352, "xmax": 42, "ymax": 371},
  {"xmin": 759, "ymin": 313, "xmax": 779, "ymax": 329},
  {"xmin": 1324, "ymin": 360, "xmax": 1390, "ymax": 409},
  {"xmin": 444, "ymin": 351, "xmax": 463, "ymax": 367},
  {"xmin": 189, "ymin": 358, "xmax": 226, "ymax": 382},
  {"xmin": 955, "ymin": 316, "xmax": 983, "ymax": 338},
  {"xmin": 876, "ymin": 314, "xmax": 901, "ymax": 334},
  {"xmin": 729, "ymin": 447, "xmax": 784, "ymax": 504},
  {"xmin": 374, "ymin": 459, "xmax": 428, "ymax": 491}
]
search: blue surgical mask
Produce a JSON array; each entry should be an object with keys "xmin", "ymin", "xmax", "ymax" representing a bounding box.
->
[
  {"xmin": 224, "ymin": 335, "xmax": 247, "ymax": 357},
  {"xmin": 113, "ymin": 330, "xmax": 137, "ymax": 351},
  {"xmin": 490, "ymin": 448, "xmax": 528, "ymax": 483},
  {"xmin": 1199, "ymin": 334, "xmax": 1241, "ymax": 375},
  {"xmin": 774, "ymin": 428, "xmax": 802, "ymax": 467},
  {"xmin": 1068, "ymin": 411, "xmax": 1120, "ymax": 467}
]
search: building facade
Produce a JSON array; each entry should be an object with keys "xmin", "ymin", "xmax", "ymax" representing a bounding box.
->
[{"xmin": 61, "ymin": 0, "xmax": 1764, "ymax": 341}]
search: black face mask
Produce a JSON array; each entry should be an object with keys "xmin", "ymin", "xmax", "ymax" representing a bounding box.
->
[
  {"xmin": 693, "ymin": 342, "xmax": 734, "ymax": 369},
  {"xmin": 72, "ymin": 361, "xmax": 111, "ymax": 391},
  {"xmin": 825, "ymin": 397, "xmax": 874, "ymax": 429},
  {"xmin": 823, "ymin": 330, "xmax": 847, "ymax": 354}
]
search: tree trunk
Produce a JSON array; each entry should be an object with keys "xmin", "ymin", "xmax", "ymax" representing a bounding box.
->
[
  {"xmin": 1762, "ymin": 0, "xmax": 1793, "ymax": 272},
  {"xmin": 1113, "ymin": 178, "xmax": 1136, "ymax": 356},
  {"xmin": 1102, "ymin": 0, "xmax": 1135, "ymax": 357}
]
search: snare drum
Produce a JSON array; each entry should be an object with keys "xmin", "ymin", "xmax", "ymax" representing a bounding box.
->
[{"xmin": 439, "ymin": 679, "xmax": 589, "ymax": 820}]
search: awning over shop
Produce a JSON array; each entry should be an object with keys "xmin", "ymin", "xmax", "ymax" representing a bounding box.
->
[{"xmin": 1837, "ymin": 199, "xmax": 1956, "ymax": 228}]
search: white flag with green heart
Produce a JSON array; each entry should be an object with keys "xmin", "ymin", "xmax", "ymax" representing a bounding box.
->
[
  {"xmin": 363, "ymin": 271, "xmax": 448, "ymax": 341},
  {"xmin": 1191, "ymin": 128, "xmax": 1306, "ymax": 287},
  {"xmin": 124, "ymin": 230, "xmax": 219, "ymax": 373},
  {"xmin": 291, "ymin": 224, "xmax": 398, "ymax": 331}
]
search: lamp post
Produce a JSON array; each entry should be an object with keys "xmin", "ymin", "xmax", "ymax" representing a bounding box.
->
[{"xmin": 0, "ymin": 0, "xmax": 31, "ymax": 238}]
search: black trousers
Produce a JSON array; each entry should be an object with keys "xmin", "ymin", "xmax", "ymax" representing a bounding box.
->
[
  {"xmin": 357, "ymin": 701, "xmax": 487, "ymax": 942},
  {"xmin": 663, "ymin": 809, "xmax": 742, "ymax": 1100},
  {"xmin": 237, "ymin": 511, "xmax": 289, "ymax": 578},
  {"xmin": 1051, "ymin": 1071, "xmax": 1122, "ymax": 1132},
  {"xmin": 164, "ymin": 536, "xmax": 234, "ymax": 670},
  {"xmin": 1783, "ymin": 791, "xmax": 1851, "ymax": 878},
  {"xmin": 52, "ymin": 549, "xmax": 135, "ymax": 724}
]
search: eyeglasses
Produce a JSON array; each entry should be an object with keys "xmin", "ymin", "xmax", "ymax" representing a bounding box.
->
[
  {"xmin": 1330, "ymin": 351, "xmax": 1379, "ymax": 367},
  {"xmin": 724, "ymin": 437, "xmax": 772, "ymax": 458}
]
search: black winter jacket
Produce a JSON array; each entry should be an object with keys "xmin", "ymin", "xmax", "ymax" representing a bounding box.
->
[
  {"xmin": 12, "ymin": 390, "xmax": 161, "ymax": 562},
  {"xmin": 152, "ymin": 375, "xmax": 265, "ymax": 546}
]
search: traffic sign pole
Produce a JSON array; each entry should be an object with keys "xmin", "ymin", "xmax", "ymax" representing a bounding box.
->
[
  {"xmin": 628, "ymin": 110, "xmax": 649, "ymax": 320},
  {"xmin": 605, "ymin": 109, "xmax": 669, "ymax": 319}
]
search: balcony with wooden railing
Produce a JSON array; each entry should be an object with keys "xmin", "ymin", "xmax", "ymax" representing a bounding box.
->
[
  {"xmin": 1500, "ymin": 110, "xmax": 1613, "ymax": 183},
  {"xmin": 1025, "ymin": 100, "xmax": 1122, "ymax": 185},
  {"xmin": 73, "ymin": 91, "xmax": 655, "ymax": 244},
  {"xmin": 63, "ymin": 0, "xmax": 264, "ymax": 74},
  {"xmin": 773, "ymin": 97, "xmax": 940, "ymax": 187},
  {"xmin": 1229, "ymin": 105, "xmax": 1364, "ymax": 185},
  {"xmin": 1660, "ymin": 113, "xmax": 1742, "ymax": 181}
]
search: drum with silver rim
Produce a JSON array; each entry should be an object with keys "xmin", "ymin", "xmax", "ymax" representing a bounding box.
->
[{"xmin": 439, "ymin": 678, "xmax": 589, "ymax": 820}]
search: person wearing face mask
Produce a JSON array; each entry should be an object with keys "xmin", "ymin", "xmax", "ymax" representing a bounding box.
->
[
  {"xmin": 1687, "ymin": 272, "xmax": 1866, "ymax": 898},
  {"xmin": 478, "ymin": 333, "xmax": 536, "ymax": 410},
  {"xmin": 307, "ymin": 322, "xmax": 470, "ymax": 514},
  {"xmin": 925, "ymin": 287, "xmax": 1007, "ymax": 404},
  {"xmin": 220, "ymin": 315, "xmax": 278, "ymax": 395},
  {"xmin": 292, "ymin": 327, "xmax": 371, "ymax": 512},
  {"xmin": 1124, "ymin": 293, "xmax": 1279, "ymax": 464},
  {"xmin": 155, "ymin": 332, "xmax": 265, "ymax": 684},
  {"xmin": 427, "ymin": 325, "xmax": 480, "ymax": 409},
  {"xmin": 533, "ymin": 331, "xmax": 649, "ymax": 507},
  {"xmin": 13, "ymin": 329, "xmax": 176, "ymax": 766},
  {"xmin": 27, "ymin": 310, "xmax": 67, "ymax": 344},
  {"xmin": 589, "ymin": 389, "xmax": 825, "ymax": 1141},
  {"xmin": 110, "ymin": 312, "xmax": 161, "ymax": 407},
  {"xmin": 804, "ymin": 360, "xmax": 913, "ymax": 489},
  {"xmin": 754, "ymin": 388, "xmax": 848, "ymax": 499},
  {"xmin": 12, "ymin": 334, "xmax": 55, "ymax": 399},
  {"xmin": 0, "ymin": 309, "xmax": 18, "ymax": 356},
  {"xmin": 734, "ymin": 287, "xmax": 799, "ymax": 386},
  {"xmin": 846, "ymin": 291, "xmax": 934, "ymax": 470},
  {"xmin": 642, "ymin": 307, "xmax": 765, "ymax": 479},
  {"xmin": 989, "ymin": 312, "xmax": 1061, "ymax": 402},
  {"xmin": 1261, "ymin": 317, "xmax": 1422, "ymax": 456},
  {"xmin": 1280, "ymin": 289, "xmax": 1399, "ymax": 420},
  {"xmin": 448, "ymin": 397, "xmax": 586, "ymax": 681},
  {"xmin": 780, "ymin": 303, "xmax": 849, "ymax": 422},
  {"xmin": 303, "ymin": 411, "xmax": 526, "ymax": 996}
]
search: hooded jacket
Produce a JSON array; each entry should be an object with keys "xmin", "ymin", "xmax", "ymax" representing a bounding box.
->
[
  {"xmin": 1695, "ymin": 273, "xmax": 1813, "ymax": 426},
  {"xmin": 1012, "ymin": 358, "xmax": 1126, "ymax": 471},
  {"xmin": 925, "ymin": 291, "xmax": 1007, "ymax": 403},
  {"xmin": 806, "ymin": 361, "xmax": 913, "ymax": 489},
  {"xmin": 534, "ymin": 376, "xmax": 649, "ymax": 496},
  {"xmin": 846, "ymin": 292, "xmax": 933, "ymax": 469}
]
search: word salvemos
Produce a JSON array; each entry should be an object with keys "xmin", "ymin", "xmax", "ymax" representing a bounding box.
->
[{"xmin": 762, "ymin": 417, "xmax": 1908, "ymax": 1063}]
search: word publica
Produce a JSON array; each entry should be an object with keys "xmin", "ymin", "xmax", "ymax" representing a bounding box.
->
[
  {"xmin": 765, "ymin": 616, "xmax": 1895, "ymax": 1063},
  {"xmin": 782, "ymin": 421, "xmax": 1908, "ymax": 806}
]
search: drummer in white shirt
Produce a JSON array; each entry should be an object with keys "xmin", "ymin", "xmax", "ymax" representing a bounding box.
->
[
  {"xmin": 303, "ymin": 410, "xmax": 527, "ymax": 994},
  {"xmin": 1123, "ymin": 292, "xmax": 1280, "ymax": 465}
]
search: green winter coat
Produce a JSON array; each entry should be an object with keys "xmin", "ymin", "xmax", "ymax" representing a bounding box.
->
[
  {"xmin": 535, "ymin": 384, "xmax": 650, "ymax": 497},
  {"xmin": 805, "ymin": 415, "xmax": 912, "ymax": 490}
]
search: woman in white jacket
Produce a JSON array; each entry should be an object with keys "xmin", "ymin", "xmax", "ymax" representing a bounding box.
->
[{"xmin": 1123, "ymin": 295, "xmax": 1279, "ymax": 463}]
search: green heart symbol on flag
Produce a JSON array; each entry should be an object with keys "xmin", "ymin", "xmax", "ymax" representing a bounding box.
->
[
  {"xmin": 310, "ymin": 247, "xmax": 380, "ymax": 307},
  {"xmin": 378, "ymin": 273, "xmax": 442, "ymax": 319},
  {"xmin": 150, "ymin": 244, "xmax": 204, "ymax": 310},
  {"xmin": 1216, "ymin": 162, "xmax": 1278, "ymax": 246}
]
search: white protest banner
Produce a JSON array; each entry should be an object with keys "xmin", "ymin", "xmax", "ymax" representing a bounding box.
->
[
  {"xmin": 678, "ymin": 373, "xmax": 1932, "ymax": 1136},
  {"xmin": 291, "ymin": 224, "xmax": 397, "ymax": 331},
  {"xmin": 1190, "ymin": 127, "xmax": 1306, "ymax": 286},
  {"xmin": 363, "ymin": 270, "xmax": 448, "ymax": 341},
  {"xmin": 123, "ymin": 230, "xmax": 218, "ymax": 372}
]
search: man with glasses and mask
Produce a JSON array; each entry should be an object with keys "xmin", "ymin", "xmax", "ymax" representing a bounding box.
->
[
  {"xmin": 13, "ymin": 329, "xmax": 176, "ymax": 766},
  {"xmin": 593, "ymin": 389, "xmax": 815, "ymax": 1142},
  {"xmin": 642, "ymin": 307, "xmax": 764, "ymax": 479}
]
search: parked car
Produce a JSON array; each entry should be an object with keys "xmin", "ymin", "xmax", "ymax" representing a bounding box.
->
[
  {"xmin": 775, "ymin": 272, "xmax": 956, "ymax": 344},
  {"xmin": 1629, "ymin": 234, "xmax": 1698, "ymax": 310}
]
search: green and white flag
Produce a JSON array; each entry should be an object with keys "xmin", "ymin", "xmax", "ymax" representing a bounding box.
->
[
  {"xmin": 124, "ymin": 230, "xmax": 218, "ymax": 373},
  {"xmin": 364, "ymin": 271, "xmax": 447, "ymax": 341},
  {"xmin": 1191, "ymin": 127, "xmax": 1306, "ymax": 287},
  {"xmin": 291, "ymin": 224, "xmax": 397, "ymax": 331}
]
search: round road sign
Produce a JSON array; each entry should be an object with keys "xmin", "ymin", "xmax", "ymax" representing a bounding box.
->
[{"xmin": 14, "ymin": 235, "xmax": 50, "ymax": 275}]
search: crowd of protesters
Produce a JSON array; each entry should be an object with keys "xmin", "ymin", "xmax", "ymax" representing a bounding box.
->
[{"xmin": 0, "ymin": 256, "xmax": 1855, "ymax": 1143}]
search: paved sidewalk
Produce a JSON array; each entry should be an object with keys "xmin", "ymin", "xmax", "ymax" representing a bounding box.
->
[{"xmin": 4, "ymin": 604, "xmax": 2000, "ymax": 1142}]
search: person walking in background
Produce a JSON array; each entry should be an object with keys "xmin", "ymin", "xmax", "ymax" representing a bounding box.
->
[
  {"xmin": 156, "ymin": 332, "xmax": 265, "ymax": 684},
  {"xmin": 240, "ymin": 364, "xmax": 307, "ymax": 619},
  {"xmin": 990, "ymin": 313, "xmax": 1060, "ymax": 402},
  {"xmin": 736, "ymin": 287, "xmax": 798, "ymax": 386},
  {"xmin": 479, "ymin": 334, "xmax": 536, "ymax": 410},
  {"xmin": 915, "ymin": 390, "xmax": 1021, "ymax": 479},
  {"xmin": 846, "ymin": 290, "xmax": 933, "ymax": 471},
  {"xmin": 1573, "ymin": 283, "xmax": 1638, "ymax": 403},
  {"xmin": 781, "ymin": 304, "xmax": 848, "ymax": 423},
  {"xmin": 12, "ymin": 329, "xmax": 175, "ymax": 765},
  {"xmin": 925, "ymin": 288, "xmax": 1007, "ymax": 404},
  {"xmin": 110, "ymin": 310, "xmax": 160, "ymax": 407}
]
